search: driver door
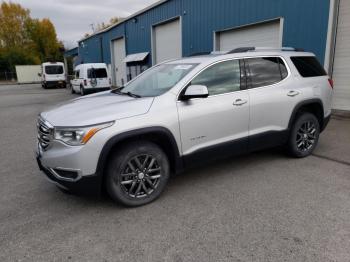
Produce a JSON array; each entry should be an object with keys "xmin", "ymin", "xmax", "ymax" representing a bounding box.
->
[{"xmin": 176, "ymin": 59, "xmax": 249, "ymax": 164}]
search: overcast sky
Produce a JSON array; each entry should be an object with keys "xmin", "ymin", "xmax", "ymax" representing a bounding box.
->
[{"xmin": 12, "ymin": 0, "xmax": 159, "ymax": 49}]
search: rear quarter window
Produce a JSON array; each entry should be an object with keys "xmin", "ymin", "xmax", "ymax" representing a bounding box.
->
[{"xmin": 290, "ymin": 56, "xmax": 327, "ymax": 77}]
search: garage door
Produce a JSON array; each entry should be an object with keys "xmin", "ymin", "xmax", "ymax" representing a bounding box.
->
[
  {"xmin": 216, "ymin": 20, "xmax": 282, "ymax": 51},
  {"xmin": 112, "ymin": 38, "xmax": 126, "ymax": 87},
  {"xmin": 332, "ymin": 0, "xmax": 350, "ymax": 110},
  {"xmin": 153, "ymin": 19, "xmax": 182, "ymax": 64}
]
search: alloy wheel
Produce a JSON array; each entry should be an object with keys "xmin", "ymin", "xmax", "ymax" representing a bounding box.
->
[
  {"xmin": 296, "ymin": 120, "xmax": 317, "ymax": 152},
  {"xmin": 120, "ymin": 154, "xmax": 162, "ymax": 198}
]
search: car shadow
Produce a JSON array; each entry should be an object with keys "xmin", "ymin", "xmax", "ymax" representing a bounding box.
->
[{"xmin": 47, "ymin": 147, "xmax": 290, "ymax": 209}]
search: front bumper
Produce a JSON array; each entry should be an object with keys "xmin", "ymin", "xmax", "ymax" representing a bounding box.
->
[{"xmin": 36, "ymin": 154, "xmax": 102, "ymax": 195}]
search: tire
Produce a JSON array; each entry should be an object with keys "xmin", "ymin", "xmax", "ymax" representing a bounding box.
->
[
  {"xmin": 80, "ymin": 85, "xmax": 85, "ymax": 96},
  {"xmin": 105, "ymin": 141, "xmax": 170, "ymax": 207},
  {"xmin": 287, "ymin": 112, "xmax": 320, "ymax": 158}
]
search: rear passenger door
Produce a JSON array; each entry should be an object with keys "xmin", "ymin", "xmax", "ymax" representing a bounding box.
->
[{"xmin": 245, "ymin": 56, "xmax": 299, "ymax": 149}]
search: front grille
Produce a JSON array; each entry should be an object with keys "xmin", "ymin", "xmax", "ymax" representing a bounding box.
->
[{"xmin": 37, "ymin": 117, "xmax": 53, "ymax": 150}]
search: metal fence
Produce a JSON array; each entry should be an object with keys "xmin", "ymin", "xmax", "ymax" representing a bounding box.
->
[{"xmin": 0, "ymin": 71, "xmax": 17, "ymax": 82}]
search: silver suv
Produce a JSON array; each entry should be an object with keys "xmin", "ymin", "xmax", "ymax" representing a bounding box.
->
[{"xmin": 36, "ymin": 47, "xmax": 333, "ymax": 206}]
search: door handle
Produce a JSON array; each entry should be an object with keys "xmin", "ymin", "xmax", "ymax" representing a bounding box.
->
[
  {"xmin": 233, "ymin": 99, "xmax": 248, "ymax": 106},
  {"xmin": 287, "ymin": 90, "xmax": 300, "ymax": 97}
]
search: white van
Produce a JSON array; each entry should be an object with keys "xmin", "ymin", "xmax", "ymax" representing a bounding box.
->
[
  {"xmin": 40, "ymin": 62, "xmax": 66, "ymax": 88},
  {"xmin": 70, "ymin": 63, "xmax": 111, "ymax": 95}
]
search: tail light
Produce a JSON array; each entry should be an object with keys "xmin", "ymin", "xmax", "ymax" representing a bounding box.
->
[
  {"xmin": 328, "ymin": 78, "xmax": 334, "ymax": 89},
  {"xmin": 84, "ymin": 79, "xmax": 87, "ymax": 86}
]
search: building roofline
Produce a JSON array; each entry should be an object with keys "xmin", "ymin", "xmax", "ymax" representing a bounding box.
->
[
  {"xmin": 66, "ymin": 47, "xmax": 78, "ymax": 52},
  {"xmin": 78, "ymin": 0, "xmax": 169, "ymax": 43}
]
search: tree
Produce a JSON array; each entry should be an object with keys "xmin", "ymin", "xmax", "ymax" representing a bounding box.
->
[
  {"xmin": 0, "ymin": 2, "xmax": 30, "ymax": 48},
  {"xmin": 27, "ymin": 18, "xmax": 64, "ymax": 62},
  {"xmin": 0, "ymin": 2, "xmax": 64, "ymax": 72}
]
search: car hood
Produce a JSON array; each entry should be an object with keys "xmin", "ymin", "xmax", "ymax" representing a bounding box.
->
[{"xmin": 41, "ymin": 91, "xmax": 154, "ymax": 126}]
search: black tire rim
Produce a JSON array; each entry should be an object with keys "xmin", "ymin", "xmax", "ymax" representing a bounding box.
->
[
  {"xmin": 296, "ymin": 120, "xmax": 317, "ymax": 152},
  {"xmin": 120, "ymin": 154, "xmax": 162, "ymax": 199}
]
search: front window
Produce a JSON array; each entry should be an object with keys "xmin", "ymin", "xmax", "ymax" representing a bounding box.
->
[
  {"xmin": 191, "ymin": 60, "xmax": 242, "ymax": 96},
  {"xmin": 45, "ymin": 65, "xmax": 64, "ymax": 75},
  {"xmin": 120, "ymin": 63, "xmax": 197, "ymax": 97}
]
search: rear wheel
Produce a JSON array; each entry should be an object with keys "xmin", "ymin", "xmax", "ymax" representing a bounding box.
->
[
  {"xmin": 287, "ymin": 112, "xmax": 320, "ymax": 158},
  {"xmin": 106, "ymin": 141, "xmax": 170, "ymax": 207}
]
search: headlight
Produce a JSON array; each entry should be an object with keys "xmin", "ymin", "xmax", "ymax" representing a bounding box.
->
[{"xmin": 54, "ymin": 121, "xmax": 114, "ymax": 146}]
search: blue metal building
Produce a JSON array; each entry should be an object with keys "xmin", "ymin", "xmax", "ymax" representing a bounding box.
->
[{"xmin": 65, "ymin": 0, "xmax": 349, "ymax": 110}]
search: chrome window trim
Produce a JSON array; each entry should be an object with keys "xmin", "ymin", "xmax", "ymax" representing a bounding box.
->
[{"xmin": 176, "ymin": 55, "xmax": 291, "ymax": 101}]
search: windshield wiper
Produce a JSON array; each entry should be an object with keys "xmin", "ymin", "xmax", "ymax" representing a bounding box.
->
[
  {"xmin": 125, "ymin": 92, "xmax": 141, "ymax": 98},
  {"xmin": 111, "ymin": 89, "xmax": 124, "ymax": 95},
  {"xmin": 111, "ymin": 88, "xmax": 141, "ymax": 98}
]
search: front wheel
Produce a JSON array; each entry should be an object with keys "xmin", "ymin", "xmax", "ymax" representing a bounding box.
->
[
  {"xmin": 80, "ymin": 86, "xmax": 85, "ymax": 96},
  {"xmin": 287, "ymin": 112, "xmax": 320, "ymax": 158},
  {"xmin": 106, "ymin": 141, "xmax": 170, "ymax": 207}
]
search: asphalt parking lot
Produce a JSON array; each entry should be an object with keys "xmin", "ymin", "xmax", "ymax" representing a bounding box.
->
[{"xmin": 0, "ymin": 84, "xmax": 350, "ymax": 262}]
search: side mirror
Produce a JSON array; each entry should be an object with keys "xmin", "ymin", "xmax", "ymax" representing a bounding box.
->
[
  {"xmin": 38, "ymin": 73, "xmax": 41, "ymax": 77},
  {"xmin": 181, "ymin": 85, "xmax": 209, "ymax": 100}
]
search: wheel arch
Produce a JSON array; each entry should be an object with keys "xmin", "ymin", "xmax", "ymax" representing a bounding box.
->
[
  {"xmin": 288, "ymin": 99, "xmax": 325, "ymax": 132},
  {"xmin": 96, "ymin": 127, "xmax": 183, "ymax": 189}
]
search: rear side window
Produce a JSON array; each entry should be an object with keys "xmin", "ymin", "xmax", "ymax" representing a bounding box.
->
[
  {"xmin": 87, "ymin": 68, "xmax": 107, "ymax": 78},
  {"xmin": 290, "ymin": 56, "xmax": 327, "ymax": 77},
  {"xmin": 45, "ymin": 65, "xmax": 63, "ymax": 75},
  {"xmin": 246, "ymin": 57, "xmax": 288, "ymax": 88}
]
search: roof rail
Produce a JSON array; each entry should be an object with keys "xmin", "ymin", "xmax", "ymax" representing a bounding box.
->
[
  {"xmin": 227, "ymin": 46, "xmax": 305, "ymax": 54},
  {"xmin": 279, "ymin": 47, "xmax": 305, "ymax": 52},
  {"xmin": 188, "ymin": 51, "xmax": 212, "ymax": 57},
  {"xmin": 228, "ymin": 47, "xmax": 255, "ymax": 54}
]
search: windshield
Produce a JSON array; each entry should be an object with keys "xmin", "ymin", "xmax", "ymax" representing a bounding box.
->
[
  {"xmin": 45, "ymin": 65, "xmax": 64, "ymax": 75},
  {"xmin": 120, "ymin": 63, "xmax": 198, "ymax": 97}
]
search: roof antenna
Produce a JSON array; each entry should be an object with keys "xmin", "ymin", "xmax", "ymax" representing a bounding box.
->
[{"xmin": 90, "ymin": 23, "xmax": 95, "ymax": 33}]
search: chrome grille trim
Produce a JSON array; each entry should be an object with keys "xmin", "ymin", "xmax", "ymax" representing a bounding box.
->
[{"xmin": 37, "ymin": 117, "xmax": 54, "ymax": 150}]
